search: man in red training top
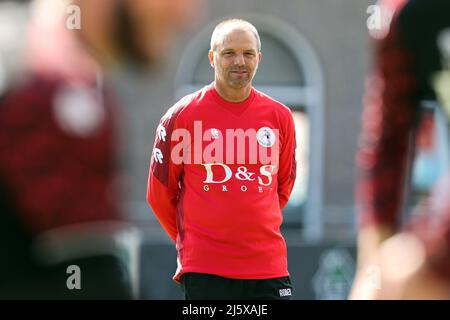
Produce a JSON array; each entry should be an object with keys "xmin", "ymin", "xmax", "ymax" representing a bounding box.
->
[{"xmin": 147, "ymin": 19, "xmax": 297, "ymax": 300}]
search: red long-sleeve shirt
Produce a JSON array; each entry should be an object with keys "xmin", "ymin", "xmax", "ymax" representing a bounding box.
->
[{"xmin": 147, "ymin": 84, "xmax": 296, "ymax": 282}]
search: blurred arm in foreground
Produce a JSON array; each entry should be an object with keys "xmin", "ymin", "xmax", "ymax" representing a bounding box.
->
[
  {"xmin": 350, "ymin": 0, "xmax": 450, "ymax": 300},
  {"xmin": 0, "ymin": 0, "xmax": 201, "ymax": 299}
]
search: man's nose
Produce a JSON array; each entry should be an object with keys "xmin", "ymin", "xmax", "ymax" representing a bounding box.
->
[{"xmin": 233, "ymin": 53, "xmax": 245, "ymax": 66}]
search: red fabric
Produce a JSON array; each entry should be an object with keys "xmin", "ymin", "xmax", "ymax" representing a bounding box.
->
[
  {"xmin": 356, "ymin": 0, "xmax": 417, "ymax": 229},
  {"xmin": 147, "ymin": 84, "xmax": 296, "ymax": 282},
  {"xmin": 0, "ymin": 19, "xmax": 121, "ymax": 234},
  {"xmin": 0, "ymin": 76, "xmax": 120, "ymax": 234},
  {"xmin": 356, "ymin": 0, "xmax": 450, "ymax": 275}
]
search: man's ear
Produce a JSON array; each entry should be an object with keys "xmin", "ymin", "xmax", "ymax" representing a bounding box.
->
[
  {"xmin": 258, "ymin": 51, "xmax": 262, "ymax": 63},
  {"xmin": 208, "ymin": 50, "xmax": 215, "ymax": 68}
]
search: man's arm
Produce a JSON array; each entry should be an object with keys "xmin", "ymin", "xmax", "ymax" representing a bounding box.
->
[
  {"xmin": 277, "ymin": 109, "xmax": 297, "ymax": 209},
  {"xmin": 350, "ymin": 7, "xmax": 419, "ymax": 299},
  {"xmin": 147, "ymin": 106, "xmax": 184, "ymax": 242},
  {"xmin": 355, "ymin": 18, "xmax": 418, "ymax": 263}
]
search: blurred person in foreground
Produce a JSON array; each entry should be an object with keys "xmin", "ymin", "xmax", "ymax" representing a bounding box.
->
[
  {"xmin": 350, "ymin": 0, "xmax": 450, "ymax": 299},
  {"xmin": 147, "ymin": 19, "xmax": 297, "ymax": 300},
  {"xmin": 0, "ymin": 0, "xmax": 200, "ymax": 299}
]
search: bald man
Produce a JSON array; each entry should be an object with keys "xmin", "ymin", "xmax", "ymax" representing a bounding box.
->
[{"xmin": 147, "ymin": 19, "xmax": 297, "ymax": 300}]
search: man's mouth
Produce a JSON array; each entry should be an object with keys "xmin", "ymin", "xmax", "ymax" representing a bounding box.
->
[{"xmin": 230, "ymin": 70, "xmax": 248, "ymax": 75}]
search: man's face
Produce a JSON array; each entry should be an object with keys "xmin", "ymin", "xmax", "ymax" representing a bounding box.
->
[{"xmin": 209, "ymin": 28, "xmax": 261, "ymax": 89}]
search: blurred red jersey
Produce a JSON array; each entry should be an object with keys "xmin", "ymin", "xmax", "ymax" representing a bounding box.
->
[{"xmin": 0, "ymin": 24, "xmax": 121, "ymax": 234}]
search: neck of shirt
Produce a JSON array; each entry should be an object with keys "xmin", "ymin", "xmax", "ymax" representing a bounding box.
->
[{"xmin": 208, "ymin": 83, "xmax": 256, "ymax": 109}]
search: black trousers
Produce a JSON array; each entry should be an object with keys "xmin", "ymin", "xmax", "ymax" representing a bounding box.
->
[{"xmin": 180, "ymin": 273, "xmax": 293, "ymax": 300}]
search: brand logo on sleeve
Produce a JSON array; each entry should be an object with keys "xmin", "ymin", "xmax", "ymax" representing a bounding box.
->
[
  {"xmin": 157, "ymin": 125, "xmax": 167, "ymax": 142},
  {"xmin": 153, "ymin": 148, "xmax": 164, "ymax": 164}
]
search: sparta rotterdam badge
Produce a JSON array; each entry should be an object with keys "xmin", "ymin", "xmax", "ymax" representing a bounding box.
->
[{"xmin": 256, "ymin": 127, "xmax": 276, "ymax": 147}]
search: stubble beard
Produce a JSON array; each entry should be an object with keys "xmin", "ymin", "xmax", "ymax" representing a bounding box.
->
[{"xmin": 226, "ymin": 67, "xmax": 254, "ymax": 89}]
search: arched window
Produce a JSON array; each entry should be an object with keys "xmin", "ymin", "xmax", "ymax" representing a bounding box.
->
[{"xmin": 175, "ymin": 14, "xmax": 325, "ymax": 240}]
